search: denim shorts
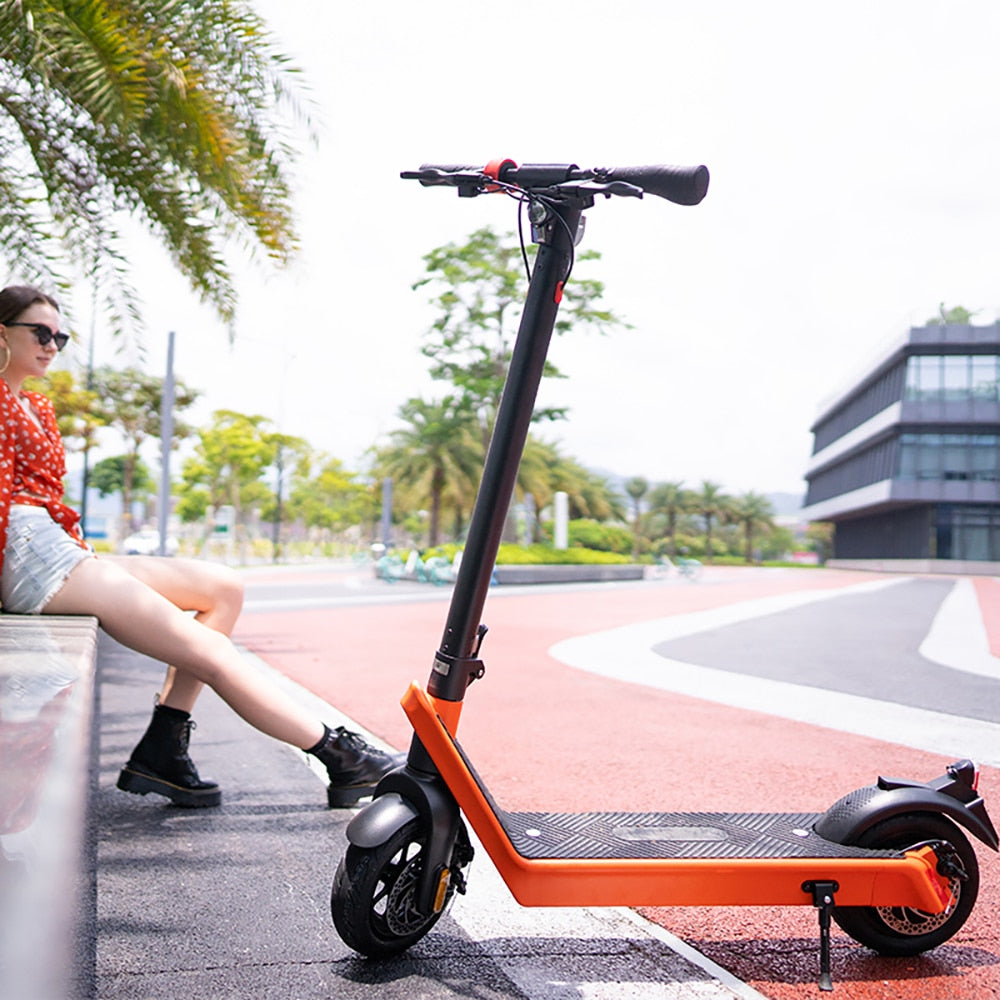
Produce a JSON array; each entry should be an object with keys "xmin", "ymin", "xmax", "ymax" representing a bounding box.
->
[{"xmin": 1, "ymin": 506, "xmax": 94, "ymax": 614}]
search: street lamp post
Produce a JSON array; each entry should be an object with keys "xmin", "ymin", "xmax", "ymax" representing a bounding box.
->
[{"xmin": 157, "ymin": 331, "xmax": 176, "ymax": 557}]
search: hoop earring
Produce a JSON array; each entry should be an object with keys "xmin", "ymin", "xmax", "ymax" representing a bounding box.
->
[{"xmin": 0, "ymin": 343, "xmax": 9, "ymax": 375}]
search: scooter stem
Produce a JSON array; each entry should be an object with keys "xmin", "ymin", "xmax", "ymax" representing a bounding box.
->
[{"xmin": 427, "ymin": 200, "xmax": 583, "ymax": 706}]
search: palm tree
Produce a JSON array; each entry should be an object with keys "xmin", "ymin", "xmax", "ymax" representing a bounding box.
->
[
  {"xmin": 624, "ymin": 476, "xmax": 648, "ymax": 557},
  {"xmin": 375, "ymin": 396, "xmax": 482, "ymax": 547},
  {"xmin": 514, "ymin": 437, "xmax": 557, "ymax": 543},
  {"xmin": 0, "ymin": 1, "xmax": 310, "ymax": 328},
  {"xmin": 732, "ymin": 491, "xmax": 775, "ymax": 563},
  {"xmin": 564, "ymin": 461, "xmax": 623, "ymax": 523},
  {"xmin": 695, "ymin": 480, "xmax": 729, "ymax": 563},
  {"xmin": 647, "ymin": 480, "xmax": 690, "ymax": 559},
  {"xmin": 512, "ymin": 437, "xmax": 622, "ymax": 542}
]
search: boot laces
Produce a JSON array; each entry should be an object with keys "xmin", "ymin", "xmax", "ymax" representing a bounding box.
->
[
  {"xmin": 177, "ymin": 719, "xmax": 195, "ymax": 755},
  {"xmin": 334, "ymin": 726, "xmax": 389, "ymax": 759}
]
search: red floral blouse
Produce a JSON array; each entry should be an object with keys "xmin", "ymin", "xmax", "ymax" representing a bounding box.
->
[{"xmin": 0, "ymin": 379, "xmax": 87, "ymax": 582}]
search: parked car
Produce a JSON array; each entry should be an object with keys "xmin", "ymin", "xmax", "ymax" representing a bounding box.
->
[{"xmin": 121, "ymin": 528, "xmax": 179, "ymax": 556}]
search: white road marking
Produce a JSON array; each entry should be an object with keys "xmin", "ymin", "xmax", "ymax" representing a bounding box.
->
[
  {"xmin": 919, "ymin": 577, "xmax": 1000, "ymax": 679},
  {"xmin": 550, "ymin": 577, "xmax": 1000, "ymax": 767}
]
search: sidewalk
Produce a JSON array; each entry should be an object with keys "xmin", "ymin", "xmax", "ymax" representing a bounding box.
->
[{"xmin": 94, "ymin": 633, "xmax": 761, "ymax": 1000}]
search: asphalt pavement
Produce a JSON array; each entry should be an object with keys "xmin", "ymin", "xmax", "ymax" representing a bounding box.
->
[{"xmin": 92, "ymin": 630, "xmax": 763, "ymax": 1000}]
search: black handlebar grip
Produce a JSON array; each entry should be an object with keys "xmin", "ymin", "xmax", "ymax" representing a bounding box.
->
[
  {"xmin": 417, "ymin": 163, "xmax": 482, "ymax": 175},
  {"xmin": 597, "ymin": 164, "xmax": 709, "ymax": 205},
  {"xmin": 411, "ymin": 163, "xmax": 485, "ymax": 185}
]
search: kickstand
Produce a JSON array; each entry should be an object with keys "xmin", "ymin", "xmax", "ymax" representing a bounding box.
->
[{"xmin": 802, "ymin": 880, "xmax": 839, "ymax": 992}]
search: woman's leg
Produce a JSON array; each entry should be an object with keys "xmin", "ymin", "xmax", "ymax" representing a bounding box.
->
[
  {"xmin": 103, "ymin": 555, "xmax": 244, "ymax": 713},
  {"xmin": 45, "ymin": 557, "xmax": 324, "ymax": 748},
  {"xmin": 45, "ymin": 555, "xmax": 403, "ymax": 808},
  {"xmin": 98, "ymin": 556, "xmax": 245, "ymax": 804}
]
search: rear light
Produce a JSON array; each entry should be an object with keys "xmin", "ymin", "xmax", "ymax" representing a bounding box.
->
[{"xmin": 947, "ymin": 759, "xmax": 979, "ymax": 790}]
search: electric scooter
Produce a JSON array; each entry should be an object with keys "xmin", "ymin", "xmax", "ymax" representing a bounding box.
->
[{"xmin": 331, "ymin": 159, "xmax": 998, "ymax": 992}]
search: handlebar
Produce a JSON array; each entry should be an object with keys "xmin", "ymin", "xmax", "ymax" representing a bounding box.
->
[{"xmin": 401, "ymin": 159, "xmax": 709, "ymax": 206}]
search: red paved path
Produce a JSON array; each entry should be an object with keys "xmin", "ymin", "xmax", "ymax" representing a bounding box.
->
[{"xmin": 235, "ymin": 567, "xmax": 999, "ymax": 1000}]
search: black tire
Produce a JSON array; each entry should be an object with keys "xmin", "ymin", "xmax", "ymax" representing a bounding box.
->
[
  {"xmin": 832, "ymin": 813, "xmax": 979, "ymax": 956},
  {"xmin": 331, "ymin": 818, "xmax": 468, "ymax": 957}
]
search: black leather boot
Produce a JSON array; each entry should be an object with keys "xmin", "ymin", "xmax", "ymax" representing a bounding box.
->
[
  {"xmin": 117, "ymin": 704, "xmax": 222, "ymax": 808},
  {"xmin": 308, "ymin": 725, "xmax": 404, "ymax": 807}
]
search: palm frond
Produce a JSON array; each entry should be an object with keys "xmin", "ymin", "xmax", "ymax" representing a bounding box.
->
[{"xmin": 0, "ymin": 0, "xmax": 310, "ymax": 331}]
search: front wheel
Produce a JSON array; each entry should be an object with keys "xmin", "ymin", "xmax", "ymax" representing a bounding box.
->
[
  {"xmin": 833, "ymin": 813, "xmax": 979, "ymax": 956},
  {"xmin": 331, "ymin": 817, "xmax": 472, "ymax": 957}
]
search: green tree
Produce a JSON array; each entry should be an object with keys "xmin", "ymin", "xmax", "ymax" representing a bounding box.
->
[
  {"xmin": 415, "ymin": 226, "xmax": 628, "ymax": 443},
  {"xmin": 505, "ymin": 437, "xmax": 621, "ymax": 545},
  {"xmin": 25, "ymin": 368, "xmax": 109, "ymax": 480},
  {"xmin": 806, "ymin": 521, "xmax": 835, "ymax": 564},
  {"xmin": 373, "ymin": 396, "xmax": 482, "ymax": 548},
  {"xmin": 758, "ymin": 524, "xmax": 795, "ymax": 561},
  {"xmin": 91, "ymin": 453, "xmax": 153, "ymax": 513},
  {"xmin": 731, "ymin": 491, "xmax": 775, "ymax": 563},
  {"xmin": 177, "ymin": 409, "xmax": 274, "ymax": 548},
  {"xmin": 927, "ymin": 303, "xmax": 976, "ymax": 326},
  {"xmin": 90, "ymin": 365, "xmax": 198, "ymax": 532},
  {"xmin": 647, "ymin": 480, "xmax": 692, "ymax": 560},
  {"xmin": 261, "ymin": 431, "xmax": 311, "ymax": 559},
  {"xmin": 517, "ymin": 438, "xmax": 623, "ymax": 529},
  {"xmin": 0, "ymin": 1, "xmax": 310, "ymax": 327},
  {"xmin": 695, "ymin": 480, "xmax": 730, "ymax": 563},
  {"xmin": 553, "ymin": 454, "xmax": 623, "ymax": 524},
  {"xmin": 287, "ymin": 453, "xmax": 372, "ymax": 536},
  {"xmin": 624, "ymin": 476, "xmax": 648, "ymax": 557}
]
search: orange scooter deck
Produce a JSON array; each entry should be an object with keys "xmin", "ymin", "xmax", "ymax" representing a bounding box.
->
[{"xmin": 402, "ymin": 682, "xmax": 952, "ymax": 912}]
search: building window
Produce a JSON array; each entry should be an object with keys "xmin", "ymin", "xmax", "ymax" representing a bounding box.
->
[
  {"xmin": 905, "ymin": 354, "xmax": 1000, "ymax": 402},
  {"xmin": 936, "ymin": 505, "xmax": 1000, "ymax": 561},
  {"xmin": 972, "ymin": 355, "xmax": 1000, "ymax": 399},
  {"xmin": 899, "ymin": 433, "xmax": 1000, "ymax": 482}
]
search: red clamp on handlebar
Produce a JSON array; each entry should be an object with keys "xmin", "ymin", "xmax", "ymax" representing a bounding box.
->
[{"xmin": 484, "ymin": 158, "xmax": 517, "ymax": 192}]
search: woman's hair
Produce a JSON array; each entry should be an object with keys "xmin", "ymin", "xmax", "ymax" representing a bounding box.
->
[{"xmin": 0, "ymin": 284, "xmax": 61, "ymax": 325}]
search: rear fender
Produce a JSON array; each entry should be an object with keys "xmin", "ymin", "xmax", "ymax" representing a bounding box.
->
[{"xmin": 815, "ymin": 782, "xmax": 998, "ymax": 851}]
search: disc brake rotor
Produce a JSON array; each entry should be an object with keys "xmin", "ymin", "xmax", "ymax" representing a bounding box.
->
[
  {"xmin": 385, "ymin": 854, "xmax": 429, "ymax": 936},
  {"xmin": 875, "ymin": 877, "xmax": 960, "ymax": 936}
]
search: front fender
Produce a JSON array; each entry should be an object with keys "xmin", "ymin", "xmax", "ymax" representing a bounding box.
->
[
  {"xmin": 815, "ymin": 782, "xmax": 999, "ymax": 850},
  {"xmin": 344, "ymin": 768, "xmax": 463, "ymax": 916},
  {"xmin": 346, "ymin": 792, "xmax": 419, "ymax": 849}
]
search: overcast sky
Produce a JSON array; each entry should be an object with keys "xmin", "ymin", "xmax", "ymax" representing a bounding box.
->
[{"xmin": 73, "ymin": 1, "xmax": 1000, "ymax": 501}]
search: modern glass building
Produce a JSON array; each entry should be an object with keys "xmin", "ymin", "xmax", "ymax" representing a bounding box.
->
[{"xmin": 801, "ymin": 323, "xmax": 1000, "ymax": 564}]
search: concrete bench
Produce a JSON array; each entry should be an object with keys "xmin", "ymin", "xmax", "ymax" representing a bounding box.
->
[{"xmin": 0, "ymin": 614, "xmax": 99, "ymax": 1000}]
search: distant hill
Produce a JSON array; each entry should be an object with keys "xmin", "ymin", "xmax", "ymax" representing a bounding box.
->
[{"xmin": 596, "ymin": 471, "xmax": 806, "ymax": 517}]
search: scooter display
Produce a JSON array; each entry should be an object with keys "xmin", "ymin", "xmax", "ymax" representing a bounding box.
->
[{"xmin": 330, "ymin": 159, "xmax": 998, "ymax": 992}]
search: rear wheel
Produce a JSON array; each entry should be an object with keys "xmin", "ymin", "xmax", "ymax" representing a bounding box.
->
[{"xmin": 833, "ymin": 813, "xmax": 979, "ymax": 956}]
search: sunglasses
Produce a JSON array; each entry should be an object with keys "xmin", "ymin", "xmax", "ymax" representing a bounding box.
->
[{"xmin": 6, "ymin": 322, "xmax": 70, "ymax": 351}]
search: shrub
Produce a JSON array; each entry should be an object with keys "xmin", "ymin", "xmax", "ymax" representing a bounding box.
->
[
  {"xmin": 496, "ymin": 543, "xmax": 630, "ymax": 565},
  {"xmin": 566, "ymin": 519, "xmax": 633, "ymax": 554}
]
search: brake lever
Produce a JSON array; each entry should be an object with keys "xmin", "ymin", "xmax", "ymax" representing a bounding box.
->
[{"xmin": 537, "ymin": 180, "xmax": 644, "ymax": 200}]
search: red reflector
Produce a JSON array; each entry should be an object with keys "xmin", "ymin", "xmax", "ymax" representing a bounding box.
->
[{"xmin": 554, "ymin": 282, "xmax": 564, "ymax": 304}]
